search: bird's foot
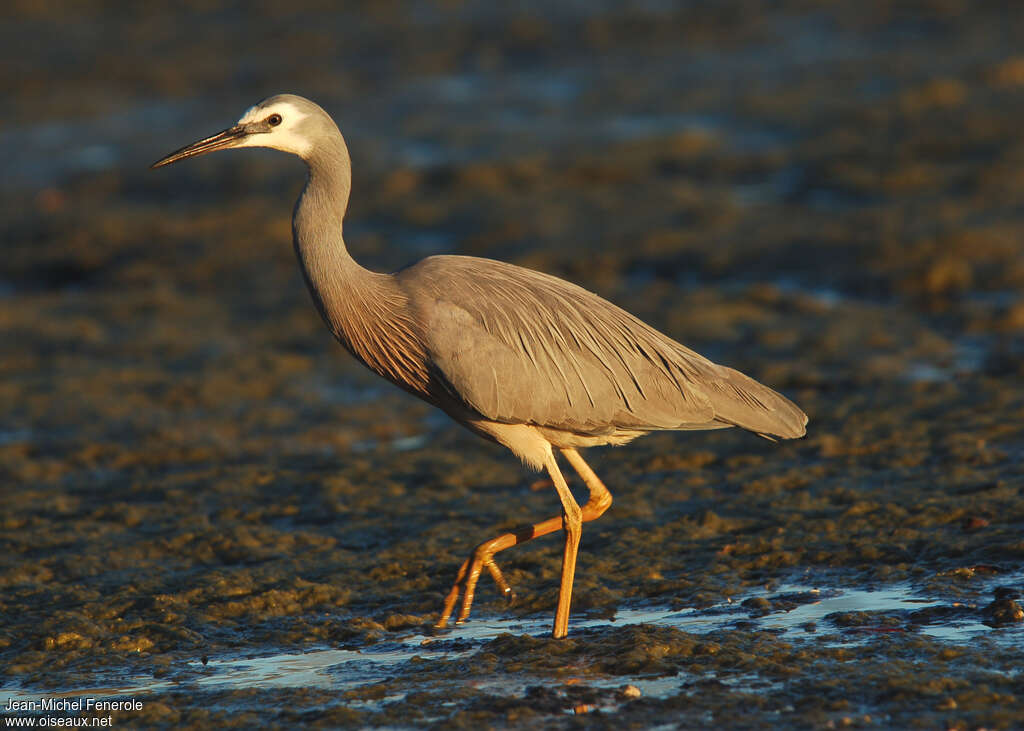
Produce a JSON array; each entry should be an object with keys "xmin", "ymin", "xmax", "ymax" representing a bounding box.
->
[{"xmin": 435, "ymin": 543, "xmax": 516, "ymax": 629}]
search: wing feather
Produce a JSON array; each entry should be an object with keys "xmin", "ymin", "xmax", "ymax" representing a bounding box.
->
[{"xmin": 398, "ymin": 256, "xmax": 806, "ymax": 439}]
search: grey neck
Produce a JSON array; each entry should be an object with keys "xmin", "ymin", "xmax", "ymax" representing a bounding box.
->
[
  {"xmin": 288, "ymin": 132, "xmax": 429, "ymax": 395},
  {"xmin": 291, "ymin": 131, "xmax": 365, "ymax": 324},
  {"xmin": 290, "ymin": 133, "xmax": 409, "ymax": 360},
  {"xmin": 293, "ymin": 134, "xmax": 353, "ymax": 266}
]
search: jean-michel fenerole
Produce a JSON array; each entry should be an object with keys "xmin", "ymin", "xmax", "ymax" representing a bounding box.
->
[{"xmin": 5, "ymin": 697, "xmax": 143, "ymax": 713}]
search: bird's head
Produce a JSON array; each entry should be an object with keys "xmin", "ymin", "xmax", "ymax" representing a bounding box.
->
[{"xmin": 151, "ymin": 94, "xmax": 333, "ymax": 168}]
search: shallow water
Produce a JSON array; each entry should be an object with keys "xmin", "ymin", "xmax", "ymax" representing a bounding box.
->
[{"xmin": 5, "ymin": 571, "xmax": 1022, "ymax": 717}]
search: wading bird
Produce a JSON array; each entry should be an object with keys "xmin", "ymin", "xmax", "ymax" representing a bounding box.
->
[{"xmin": 153, "ymin": 95, "xmax": 807, "ymax": 639}]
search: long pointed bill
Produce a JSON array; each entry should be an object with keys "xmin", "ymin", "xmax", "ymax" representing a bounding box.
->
[{"xmin": 150, "ymin": 124, "xmax": 251, "ymax": 168}]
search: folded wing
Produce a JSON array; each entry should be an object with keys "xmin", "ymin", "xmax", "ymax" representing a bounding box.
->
[{"xmin": 400, "ymin": 256, "xmax": 807, "ymax": 440}]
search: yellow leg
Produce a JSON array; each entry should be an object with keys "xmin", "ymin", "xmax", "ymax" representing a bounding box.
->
[
  {"xmin": 548, "ymin": 451, "xmax": 581, "ymax": 638},
  {"xmin": 436, "ymin": 448, "xmax": 613, "ymax": 637}
]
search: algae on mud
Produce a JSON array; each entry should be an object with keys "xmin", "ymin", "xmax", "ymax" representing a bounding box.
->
[{"xmin": 3, "ymin": 0, "xmax": 1024, "ymax": 728}]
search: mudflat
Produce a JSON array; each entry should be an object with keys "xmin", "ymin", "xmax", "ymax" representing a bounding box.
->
[{"xmin": 2, "ymin": 2, "xmax": 1022, "ymax": 727}]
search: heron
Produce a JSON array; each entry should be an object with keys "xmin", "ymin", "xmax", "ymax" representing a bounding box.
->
[{"xmin": 152, "ymin": 94, "xmax": 808, "ymax": 639}]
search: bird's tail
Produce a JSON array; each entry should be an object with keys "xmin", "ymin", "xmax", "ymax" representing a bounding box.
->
[{"xmin": 708, "ymin": 365, "xmax": 808, "ymax": 440}]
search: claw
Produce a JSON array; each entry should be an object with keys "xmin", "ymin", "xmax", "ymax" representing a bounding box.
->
[{"xmin": 484, "ymin": 557, "xmax": 515, "ymax": 599}]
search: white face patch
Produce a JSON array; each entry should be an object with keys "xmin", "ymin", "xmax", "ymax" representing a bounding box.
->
[{"xmin": 235, "ymin": 101, "xmax": 313, "ymax": 158}]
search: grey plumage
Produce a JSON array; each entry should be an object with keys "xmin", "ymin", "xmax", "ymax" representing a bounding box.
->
[
  {"xmin": 402, "ymin": 256, "xmax": 806, "ymax": 441},
  {"xmin": 152, "ymin": 93, "xmax": 808, "ymax": 639}
]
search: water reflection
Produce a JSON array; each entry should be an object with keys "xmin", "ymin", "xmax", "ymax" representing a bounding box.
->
[{"xmin": 4, "ymin": 570, "xmax": 1020, "ymax": 711}]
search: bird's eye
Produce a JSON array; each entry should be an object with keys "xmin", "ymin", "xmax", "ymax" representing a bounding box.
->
[{"xmin": 267, "ymin": 114, "xmax": 282, "ymax": 127}]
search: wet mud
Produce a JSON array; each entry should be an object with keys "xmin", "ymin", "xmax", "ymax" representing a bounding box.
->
[{"xmin": 2, "ymin": 1, "xmax": 1023, "ymax": 728}]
